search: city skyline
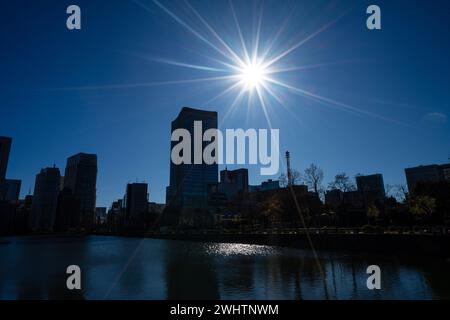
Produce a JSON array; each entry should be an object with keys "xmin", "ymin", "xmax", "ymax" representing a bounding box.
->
[{"xmin": 1, "ymin": 0, "xmax": 450, "ymax": 207}]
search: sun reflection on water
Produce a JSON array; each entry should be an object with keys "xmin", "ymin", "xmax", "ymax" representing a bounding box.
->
[{"xmin": 205, "ymin": 243, "xmax": 278, "ymax": 257}]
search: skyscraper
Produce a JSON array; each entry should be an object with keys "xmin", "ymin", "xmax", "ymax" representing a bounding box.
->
[
  {"xmin": 405, "ymin": 163, "xmax": 450, "ymax": 193},
  {"xmin": 356, "ymin": 173, "xmax": 385, "ymax": 205},
  {"xmin": 0, "ymin": 136, "xmax": 12, "ymax": 184},
  {"xmin": 30, "ymin": 167, "xmax": 61, "ymax": 231},
  {"xmin": 166, "ymin": 107, "xmax": 218, "ymax": 210},
  {"xmin": 125, "ymin": 183, "xmax": 148, "ymax": 219},
  {"xmin": 63, "ymin": 153, "xmax": 97, "ymax": 229},
  {"xmin": 1, "ymin": 179, "xmax": 21, "ymax": 202}
]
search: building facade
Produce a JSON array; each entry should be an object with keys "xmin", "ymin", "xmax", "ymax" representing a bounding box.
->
[
  {"xmin": 0, "ymin": 136, "xmax": 12, "ymax": 184},
  {"xmin": 356, "ymin": 173, "xmax": 385, "ymax": 205},
  {"xmin": 166, "ymin": 107, "xmax": 218, "ymax": 210},
  {"xmin": 125, "ymin": 183, "xmax": 148, "ymax": 219},
  {"xmin": 405, "ymin": 163, "xmax": 450, "ymax": 192},
  {"xmin": 218, "ymin": 168, "xmax": 249, "ymax": 200},
  {"xmin": 1, "ymin": 179, "xmax": 21, "ymax": 202},
  {"xmin": 30, "ymin": 167, "xmax": 61, "ymax": 231},
  {"xmin": 63, "ymin": 153, "xmax": 97, "ymax": 229}
]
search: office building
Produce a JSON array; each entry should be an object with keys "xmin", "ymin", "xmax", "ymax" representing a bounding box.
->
[
  {"xmin": 166, "ymin": 107, "xmax": 218, "ymax": 209},
  {"xmin": 125, "ymin": 183, "xmax": 148, "ymax": 219},
  {"xmin": 30, "ymin": 167, "xmax": 61, "ymax": 231},
  {"xmin": 0, "ymin": 136, "xmax": 12, "ymax": 183},
  {"xmin": 405, "ymin": 163, "xmax": 450, "ymax": 192},
  {"xmin": 54, "ymin": 187, "xmax": 81, "ymax": 232},
  {"xmin": 0, "ymin": 179, "xmax": 21, "ymax": 202},
  {"xmin": 95, "ymin": 207, "xmax": 107, "ymax": 225},
  {"xmin": 218, "ymin": 168, "xmax": 248, "ymax": 200},
  {"xmin": 63, "ymin": 153, "xmax": 97, "ymax": 228},
  {"xmin": 356, "ymin": 173, "xmax": 386, "ymax": 205}
]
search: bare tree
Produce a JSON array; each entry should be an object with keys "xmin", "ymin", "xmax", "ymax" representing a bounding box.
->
[
  {"xmin": 394, "ymin": 184, "xmax": 408, "ymax": 202},
  {"xmin": 279, "ymin": 170, "xmax": 302, "ymax": 187},
  {"xmin": 328, "ymin": 173, "xmax": 355, "ymax": 192},
  {"xmin": 304, "ymin": 163, "xmax": 324, "ymax": 194},
  {"xmin": 279, "ymin": 173, "xmax": 288, "ymax": 188},
  {"xmin": 292, "ymin": 170, "xmax": 302, "ymax": 185}
]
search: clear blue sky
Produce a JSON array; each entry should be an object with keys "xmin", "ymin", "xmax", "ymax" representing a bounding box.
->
[{"xmin": 1, "ymin": 0, "xmax": 449, "ymax": 207}]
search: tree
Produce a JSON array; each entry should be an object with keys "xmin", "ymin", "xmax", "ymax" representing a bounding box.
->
[
  {"xmin": 304, "ymin": 163, "xmax": 324, "ymax": 194},
  {"xmin": 408, "ymin": 195, "xmax": 436, "ymax": 222},
  {"xmin": 279, "ymin": 173, "xmax": 288, "ymax": 188},
  {"xmin": 393, "ymin": 184, "xmax": 408, "ymax": 202},
  {"xmin": 367, "ymin": 205, "xmax": 380, "ymax": 225},
  {"xmin": 328, "ymin": 173, "xmax": 355, "ymax": 192},
  {"xmin": 279, "ymin": 170, "xmax": 302, "ymax": 187},
  {"xmin": 260, "ymin": 194, "xmax": 283, "ymax": 227}
]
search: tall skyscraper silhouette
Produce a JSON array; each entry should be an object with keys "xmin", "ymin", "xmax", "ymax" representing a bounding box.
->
[
  {"xmin": 166, "ymin": 107, "xmax": 218, "ymax": 211},
  {"xmin": 63, "ymin": 153, "xmax": 97, "ymax": 230},
  {"xmin": 0, "ymin": 136, "xmax": 12, "ymax": 184},
  {"xmin": 30, "ymin": 167, "xmax": 61, "ymax": 231}
]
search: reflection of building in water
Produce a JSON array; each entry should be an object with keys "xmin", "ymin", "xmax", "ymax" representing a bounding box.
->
[{"xmin": 164, "ymin": 242, "xmax": 220, "ymax": 299}]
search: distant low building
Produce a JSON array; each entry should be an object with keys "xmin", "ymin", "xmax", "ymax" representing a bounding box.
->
[
  {"xmin": 217, "ymin": 168, "xmax": 248, "ymax": 201},
  {"xmin": 148, "ymin": 202, "xmax": 165, "ymax": 214},
  {"xmin": 249, "ymin": 179, "xmax": 280, "ymax": 193}
]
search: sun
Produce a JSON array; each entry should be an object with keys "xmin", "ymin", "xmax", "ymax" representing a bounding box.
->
[{"xmin": 238, "ymin": 60, "xmax": 268, "ymax": 92}]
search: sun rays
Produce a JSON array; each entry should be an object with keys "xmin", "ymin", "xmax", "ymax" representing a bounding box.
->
[{"xmin": 52, "ymin": 0, "xmax": 402, "ymax": 128}]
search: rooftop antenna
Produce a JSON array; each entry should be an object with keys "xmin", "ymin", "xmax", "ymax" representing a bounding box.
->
[{"xmin": 286, "ymin": 151, "xmax": 293, "ymax": 186}]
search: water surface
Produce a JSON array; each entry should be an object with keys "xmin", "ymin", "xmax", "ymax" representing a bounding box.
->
[{"xmin": 0, "ymin": 235, "xmax": 448, "ymax": 299}]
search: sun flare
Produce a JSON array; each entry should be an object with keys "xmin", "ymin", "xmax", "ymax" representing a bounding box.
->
[{"xmin": 238, "ymin": 60, "xmax": 268, "ymax": 92}]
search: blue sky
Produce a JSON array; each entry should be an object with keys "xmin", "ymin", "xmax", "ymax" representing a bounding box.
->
[{"xmin": 1, "ymin": 0, "xmax": 449, "ymax": 206}]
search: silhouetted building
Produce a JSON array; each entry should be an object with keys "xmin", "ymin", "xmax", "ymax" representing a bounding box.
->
[
  {"xmin": 30, "ymin": 167, "xmax": 61, "ymax": 231},
  {"xmin": 107, "ymin": 199, "xmax": 124, "ymax": 232},
  {"xmin": 166, "ymin": 107, "xmax": 218, "ymax": 210},
  {"xmin": 356, "ymin": 174, "xmax": 385, "ymax": 206},
  {"xmin": 325, "ymin": 189, "xmax": 344, "ymax": 207},
  {"xmin": 148, "ymin": 202, "xmax": 165, "ymax": 214},
  {"xmin": 249, "ymin": 179, "xmax": 280, "ymax": 192},
  {"xmin": 0, "ymin": 136, "xmax": 12, "ymax": 200},
  {"xmin": 405, "ymin": 163, "xmax": 450, "ymax": 193},
  {"xmin": 54, "ymin": 187, "xmax": 81, "ymax": 232},
  {"xmin": 261, "ymin": 179, "xmax": 280, "ymax": 191},
  {"xmin": 95, "ymin": 207, "xmax": 107, "ymax": 225},
  {"xmin": 125, "ymin": 183, "xmax": 148, "ymax": 219},
  {"xmin": 0, "ymin": 202, "xmax": 16, "ymax": 235},
  {"xmin": 63, "ymin": 153, "xmax": 97, "ymax": 229},
  {"xmin": 218, "ymin": 168, "xmax": 248, "ymax": 200},
  {"xmin": 0, "ymin": 136, "xmax": 12, "ymax": 184},
  {"xmin": 1, "ymin": 179, "xmax": 21, "ymax": 202},
  {"xmin": 14, "ymin": 195, "xmax": 33, "ymax": 234}
]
